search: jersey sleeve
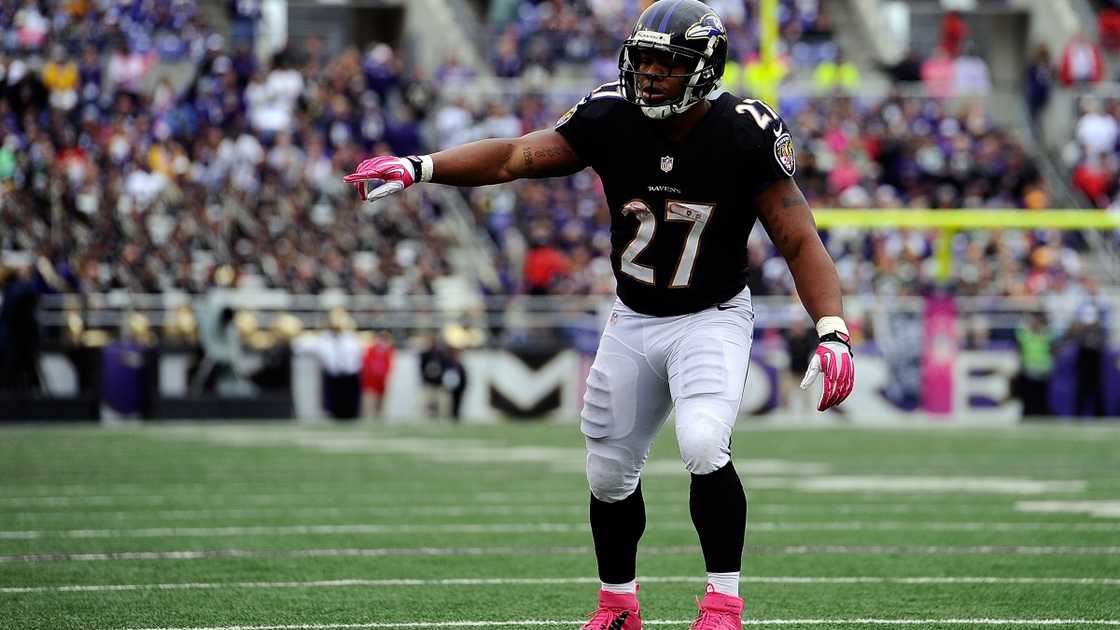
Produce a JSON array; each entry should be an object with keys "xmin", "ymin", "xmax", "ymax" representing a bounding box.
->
[
  {"xmin": 554, "ymin": 82, "xmax": 625, "ymax": 167},
  {"xmin": 731, "ymin": 98, "xmax": 797, "ymax": 193}
]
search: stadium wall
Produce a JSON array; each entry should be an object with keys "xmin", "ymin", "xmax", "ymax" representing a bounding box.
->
[
  {"xmin": 295, "ymin": 347, "xmax": 1109, "ymax": 424},
  {"xmin": 24, "ymin": 342, "xmax": 1120, "ymax": 423}
]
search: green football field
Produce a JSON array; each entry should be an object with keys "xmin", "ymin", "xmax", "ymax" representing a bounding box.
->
[{"xmin": 1, "ymin": 420, "xmax": 1118, "ymax": 630}]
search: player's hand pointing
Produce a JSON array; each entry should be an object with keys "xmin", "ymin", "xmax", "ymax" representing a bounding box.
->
[
  {"xmin": 343, "ymin": 155, "xmax": 420, "ymax": 202},
  {"xmin": 799, "ymin": 317, "xmax": 855, "ymax": 411}
]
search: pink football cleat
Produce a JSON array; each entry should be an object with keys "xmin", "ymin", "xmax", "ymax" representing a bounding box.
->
[
  {"xmin": 581, "ymin": 588, "xmax": 642, "ymax": 630},
  {"xmin": 689, "ymin": 587, "xmax": 744, "ymax": 630}
]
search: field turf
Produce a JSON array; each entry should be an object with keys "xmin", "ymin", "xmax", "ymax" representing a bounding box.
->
[{"xmin": 1, "ymin": 420, "xmax": 1118, "ymax": 629}]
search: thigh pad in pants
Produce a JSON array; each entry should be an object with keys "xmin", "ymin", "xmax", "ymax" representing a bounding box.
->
[
  {"xmin": 581, "ymin": 326, "xmax": 671, "ymax": 502},
  {"xmin": 669, "ymin": 310, "xmax": 753, "ymax": 475}
]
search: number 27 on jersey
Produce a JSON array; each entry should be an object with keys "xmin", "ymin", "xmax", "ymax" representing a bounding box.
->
[{"xmin": 619, "ymin": 199, "xmax": 715, "ymax": 288}]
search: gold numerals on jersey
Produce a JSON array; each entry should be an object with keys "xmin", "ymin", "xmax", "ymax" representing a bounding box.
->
[{"xmin": 619, "ymin": 199, "xmax": 716, "ymax": 288}]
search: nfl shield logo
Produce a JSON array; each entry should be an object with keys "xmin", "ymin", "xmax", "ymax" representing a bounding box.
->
[{"xmin": 660, "ymin": 156, "xmax": 674, "ymax": 173}]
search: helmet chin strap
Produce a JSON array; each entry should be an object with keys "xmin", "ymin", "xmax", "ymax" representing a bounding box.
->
[{"xmin": 639, "ymin": 98, "xmax": 699, "ymax": 120}]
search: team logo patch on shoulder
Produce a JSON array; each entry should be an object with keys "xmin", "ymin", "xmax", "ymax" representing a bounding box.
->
[
  {"xmin": 774, "ymin": 132, "xmax": 796, "ymax": 177},
  {"xmin": 555, "ymin": 104, "xmax": 578, "ymax": 128}
]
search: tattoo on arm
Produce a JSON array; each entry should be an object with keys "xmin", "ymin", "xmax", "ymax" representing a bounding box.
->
[
  {"xmin": 765, "ymin": 213, "xmax": 797, "ymax": 255},
  {"xmin": 781, "ymin": 194, "xmax": 805, "ymax": 208},
  {"xmin": 505, "ymin": 131, "xmax": 583, "ymax": 179},
  {"xmin": 533, "ymin": 146, "xmax": 564, "ymax": 160},
  {"xmin": 762, "ymin": 184, "xmax": 815, "ymax": 259}
]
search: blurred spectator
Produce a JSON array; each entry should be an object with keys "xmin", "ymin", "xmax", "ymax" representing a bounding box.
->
[
  {"xmin": 1072, "ymin": 152, "xmax": 1117, "ymax": 208},
  {"xmin": 939, "ymin": 11, "xmax": 968, "ymax": 58},
  {"xmin": 782, "ymin": 317, "xmax": 818, "ymax": 416},
  {"xmin": 361, "ymin": 331, "xmax": 394, "ymax": 420},
  {"xmin": 1070, "ymin": 299, "xmax": 1108, "ymax": 417},
  {"xmin": 435, "ymin": 53, "xmax": 476, "ymax": 87},
  {"xmin": 1075, "ymin": 99, "xmax": 1118, "ymax": 161},
  {"xmin": 1059, "ymin": 35, "xmax": 1104, "ymax": 86},
  {"xmin": 1014, "ymin": 312, "xmax": 1054, "ymax": 417},
  {"xmin": 921, "ymin": 47, "xmax": 956, "ymax": 99},
  {"xmin": 1099, "ymin": 6, "xmax": 1120, "ymax": 52},
  {"xmin": 523, "ymin": 226, "xmax": 572, "ymax": 295},
  {"xmin": 0, "ymin": 264, "xmax": 42, "ymax": 396},
  {"xmin": 100, "ymin": 313, "xmax": 155, "ymax": 419},
  {"xmin": 106, "ymin": 41, "xmax": 153, "ymax": 96},
  {"xmin": 1024, "ymin": 45, "xmax": 1053, "ymax": 123},
  {"xmin": 442, "ymin": 347, "xmax": 467, "ymax": 421},
  {"xmin": 953, "ymin": 42, "xmax": 990, "ymax": 97},
  {"xmin": 42, "ymin": 44, "xmax": 78, "ymax": 111},
  {"xmin": 14, "ymin": 0, "xmax": 49, "ymax": 50},
  {"xmin": 419, "ymin": 335, "xmax": 447, "ymax": 417},
  {"xmin": 883, "ymin": 50, "xmax": 922, "ymax": 84},
  {"xmin": 194, "ymin": 305, "xmax": 253, "ymax": 395},
  {"xmin": 493, "ymin": 27, "xmax": 524, "ymax": 78},
  {"xmin": 228, "ymin": 0, "xmax": 261, "ymax": 48},
  {"xmin": 296, "ymin": 308, "xmax": 364, "ymax": 420}
]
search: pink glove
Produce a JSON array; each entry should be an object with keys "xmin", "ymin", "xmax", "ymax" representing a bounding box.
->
[
  {"xmin": 799, "ymin": 325, "xmax": 855, "ymax": 411},
  {"xmin": 342, "ymin": 155, "xmax": 416, "ymax": 201}
]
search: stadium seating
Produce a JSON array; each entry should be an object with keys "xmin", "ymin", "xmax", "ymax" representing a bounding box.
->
[
  {"xmin": 0, "ymin": 0, "xmax": 1097, "ymax": 306},
  {"xmin": 484, "ymin": 0, "xmax": 839, "ymax": 79},
  {"xmin": 1, "ymin": 2, "xmax": 460, "ymax": 296}
]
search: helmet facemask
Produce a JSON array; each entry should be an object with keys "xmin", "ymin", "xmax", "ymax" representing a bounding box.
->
[{"xmin": 619, "ymin": 43, "xmax": 719, "ymax": 120}]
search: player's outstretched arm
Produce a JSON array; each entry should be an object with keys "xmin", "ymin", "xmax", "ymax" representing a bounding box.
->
[
  {"xmin": 343, "ymin": 130, "xmax": 583, "ymax": 201},
  {"xmin": 756, "ymin": 178, "xmax": 854, "ymax": 411},
  {"xmin": 431, "ymin": 129, "xmax": 583, "ymax": 186}
]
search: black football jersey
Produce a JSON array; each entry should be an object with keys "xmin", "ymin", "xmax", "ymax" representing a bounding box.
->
[{"xmin": 556, "ymin": 82, "xmax": 796, "ymax": 316}]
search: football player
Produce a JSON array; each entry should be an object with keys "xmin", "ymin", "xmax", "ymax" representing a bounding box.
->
[{"xmin": 343, "ymin": 1, "xmax": 854, "ymax": 627}]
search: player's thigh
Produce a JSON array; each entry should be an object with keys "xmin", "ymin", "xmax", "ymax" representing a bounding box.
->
[
  {"xmin": 668, "ymin": 300, "xmax": 755, "ymax": 473},
  {"xmin": 581, "ymin": 316, "xmax": 673, "ymax": 495}
]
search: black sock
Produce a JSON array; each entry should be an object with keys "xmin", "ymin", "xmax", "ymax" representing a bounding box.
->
[
  {"xmin": 589, "ymin": 482, "xmax": 646, "ymax": 584},
  {"xmin": 690, "ymin": 461, "xmax": 747, "ymax": 573}
]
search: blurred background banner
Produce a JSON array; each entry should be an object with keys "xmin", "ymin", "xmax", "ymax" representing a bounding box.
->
[{"xmin": 3, "ymin": 0, "xmax": 1120, "ymax": 423}]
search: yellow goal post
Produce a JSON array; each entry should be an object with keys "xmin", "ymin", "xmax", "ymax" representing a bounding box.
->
[{"xmin": 812, "ymin": 209, "xmax": 1120, "ymax": 281}]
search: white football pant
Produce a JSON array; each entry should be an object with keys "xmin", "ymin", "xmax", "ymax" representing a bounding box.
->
[{"xmin": 581, "ymin": 287, "xmax": 754, "ymax": 503}]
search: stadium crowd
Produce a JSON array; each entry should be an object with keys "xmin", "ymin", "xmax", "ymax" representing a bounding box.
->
[
  {"xmin": 1, "ymin": 0, "xmax": 455, "ymax": 296},
  {"xmin": 0, "ymin": 0, "xmax": 1095, "ymax": 306},
  {"xmin": 485, "ymin": 0, "xmax": 837, "ymax": 80},
  {"xmin": 452, "ymin": 90, "xmax": 1064, "ymax": 299},
  {"xmin": 1055, "ymin": 2, "xmax": 1120, "ymax": 209}
]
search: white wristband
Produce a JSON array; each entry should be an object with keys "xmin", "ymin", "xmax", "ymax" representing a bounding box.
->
[
  {"xmin": 816, "ymin": 316, "xmax": 849, "ymax": 338},
  {"xmin": 418, "ymin": 155, "xmax": 434, "ymax": 183}
]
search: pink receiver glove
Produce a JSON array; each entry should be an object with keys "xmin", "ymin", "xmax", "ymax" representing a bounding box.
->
[
  {"xmin": 799, "ymin": 317, "xmax": 855, "ymax": 411},
  {"xmin": 342, "ymin": 155, "xmax": 417, "ymax": 201}
]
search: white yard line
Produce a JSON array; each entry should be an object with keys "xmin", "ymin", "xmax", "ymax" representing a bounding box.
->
[
  {"xmin": 0, "ymin": 477, "xmax": 1091, "ymax": 507},
  {"xmin": 1, "ymin": 503, "xmax": 1032, "ymax": 521},
  {"xmin": 4, "ymin": 575, "xmax": 1119, "ymax": 594},
  {"xmin": 1, "ymin": 520, "xmax": 1118, "ymax": 540},
  {"xmin": 0, "ymin": 493, "xmax": 568, "ymax": 508},
  {"xmin": 4, "ymin": 544, "xmax": 1120, "ymax": 563},
  {"xmin": 3, "ymin": 505, "xmax": 591, "ymax": 521},
  {"xmin": 119, "ymin": 618, "xmax": 1120, "ymax": 630}
]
